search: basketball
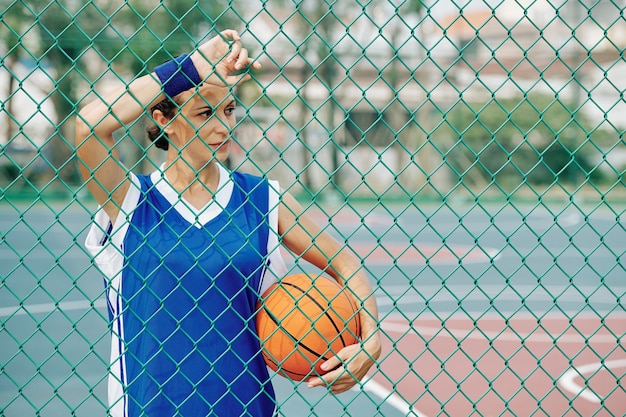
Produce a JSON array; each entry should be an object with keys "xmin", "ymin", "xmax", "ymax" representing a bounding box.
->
[{"xmin": 255, "ymin": 273, "xmax": 361, "ymax": 381}]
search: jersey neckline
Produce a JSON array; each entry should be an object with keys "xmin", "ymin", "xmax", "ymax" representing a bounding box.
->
[{"xmin": 149, "ymin": 163, "xmax": 234, "ymax": 229}]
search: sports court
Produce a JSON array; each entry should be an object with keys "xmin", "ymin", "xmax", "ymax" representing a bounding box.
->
[
  {"xmin": 1, "ymin": 198, "xmax": 624, "ymax": 415},
  {"xmin": 2, "ymin": 0, "xmax": 626, "ymax": 415}
]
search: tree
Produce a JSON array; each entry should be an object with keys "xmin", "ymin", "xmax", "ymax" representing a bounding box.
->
[
  {"xmin": 0, "ymin": 1, "xmax": 47, "ymax": 187},
  {"xmin": 282, "ymin": 1, "xmax": 344, "ymax": 193},
  {"xmin": 382, "ymin": 0, "xmax": 426, "ymax": 193},
  {"xmin": 436, "ymin": 94, "xmax": 613, "ymax": 191},
  {"xmin": 284, "ymin": 0, "xmax": 426, "ymax": 194}
]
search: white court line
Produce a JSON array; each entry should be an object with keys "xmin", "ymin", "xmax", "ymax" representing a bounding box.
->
[
  {"xmin": 381, "ymin": 321, "xmax": 620, "ymax": 344},
  {"xmin": 0, "ymin": 298, "xmax": 107, "ymax": 317},
  {"xmin": 558, "ymin": 359, "xmax": 626, "ymax": 403},
  {"xmin": 356, "ymin": 376, "xmax": 429, "ymax": 417}
]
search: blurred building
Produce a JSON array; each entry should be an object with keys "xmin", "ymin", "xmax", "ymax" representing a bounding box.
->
[{"xmin": 237, "ymin": 0, "xmax": 626, "ymax": 194}]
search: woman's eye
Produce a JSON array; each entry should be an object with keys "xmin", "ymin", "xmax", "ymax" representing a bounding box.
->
[
  {"xmin": 200, "ymin": 109, "xmax": 213, "ymax": 117},
  {"xmin": 225, "ymin": 106, "xmax": 236, "ymax": 116}
]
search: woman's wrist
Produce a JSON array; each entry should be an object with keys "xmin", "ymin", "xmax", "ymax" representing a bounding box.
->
[{"xmin": 153, "ymin": 54, "xmax": 202, "ymax": 98}]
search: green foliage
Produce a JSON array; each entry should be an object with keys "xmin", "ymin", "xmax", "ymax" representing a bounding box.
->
[
  {"xmin": 438, "ymin": 94, "xmax": 615, "ymax": 188},
  {"xmin": 101, "ymin": 0, "xmax": 240, "ymax": 73}
]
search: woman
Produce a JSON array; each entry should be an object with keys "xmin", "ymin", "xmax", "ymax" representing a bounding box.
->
[{"xmin": 76, "ymin": 30, "xmax": 381, "ymax": 417}]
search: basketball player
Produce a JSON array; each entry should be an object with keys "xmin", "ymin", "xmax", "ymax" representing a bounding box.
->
[{"xmin": 75, "ymin": 30, "xmax": 381, "ymax": 417}]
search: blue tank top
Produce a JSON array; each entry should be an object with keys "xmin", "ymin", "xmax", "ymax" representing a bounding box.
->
[{"xmin": 118, "ymin": 171, "xmax": 276, "ymax": 416}]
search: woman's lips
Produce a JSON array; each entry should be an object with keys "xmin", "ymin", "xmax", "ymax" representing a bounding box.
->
[{"xmin": 209, "ymin": 140, "xmax": 229, "ymax": 149}]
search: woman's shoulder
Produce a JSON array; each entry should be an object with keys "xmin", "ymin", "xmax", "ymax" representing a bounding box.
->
[
  {"xmin": 229, "ymin": 171, "xmax": 282, "ymax": 209},
  {"xmin": 231, "ymin": 170, "xmax": 267, "ymax": 188}
]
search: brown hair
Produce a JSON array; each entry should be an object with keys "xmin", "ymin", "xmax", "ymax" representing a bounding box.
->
[{"xmin": 146, "ymin": 97, "xmax": 179, "ymax": 150}]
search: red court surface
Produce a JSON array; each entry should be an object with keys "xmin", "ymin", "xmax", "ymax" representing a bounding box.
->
[{"xmin": 376, "ymin": 314, "xmax": 626, "ymax": 416}]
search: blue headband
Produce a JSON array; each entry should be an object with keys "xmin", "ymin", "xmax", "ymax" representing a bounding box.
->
[{"xmin": 154, "ymin": 54, "xmax": 202, "ymax": 98}]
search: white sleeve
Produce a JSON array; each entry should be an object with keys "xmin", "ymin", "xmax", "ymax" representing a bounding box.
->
[
  {"xmin": 84, "ymin": 173, "xmax": 142, "ymax": 275},
  {"xmin": 84, "ymin": 174, "xmax": 141, "ymax": 417},
  {"xmin": 259, "ymin": 179, "xmax": 287, "ymax": 296}
]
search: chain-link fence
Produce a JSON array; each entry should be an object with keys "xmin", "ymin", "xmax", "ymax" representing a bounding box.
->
[{"xmin": 1, "ymin": 0, "xmax": 625, "ymax": 415}]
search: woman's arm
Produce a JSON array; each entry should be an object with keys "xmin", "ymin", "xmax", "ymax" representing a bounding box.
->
[
  {"xmin": 278, "ymin": 191, "xmax": 382, "ymax": 394},
  {"xmin": 75, "ymin": 76, "xmax": 164, "ymax": 222}
]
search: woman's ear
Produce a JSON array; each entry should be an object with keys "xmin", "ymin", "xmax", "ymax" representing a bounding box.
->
[{"xmin": 152, "ymin": 109, "xmax": 173, "ymax": 134}]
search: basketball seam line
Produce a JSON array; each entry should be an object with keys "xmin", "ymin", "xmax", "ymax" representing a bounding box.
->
[
  {"xmin": 282, "ymin": 281, "xmax": 349, "ymax": 348},
  {"xmin": 261, "ymin": 303, "xmax": 331, "ymax": 362}
]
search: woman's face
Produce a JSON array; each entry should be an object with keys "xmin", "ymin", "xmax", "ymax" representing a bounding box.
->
[{"xmin": 164, "ymin": 85, "xmax": 236, "ymax": 163}]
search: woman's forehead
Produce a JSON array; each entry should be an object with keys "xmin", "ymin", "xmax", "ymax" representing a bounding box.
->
[{"xmin": 187, "ymin": 85, "xmax": 233, "ymax": 107}]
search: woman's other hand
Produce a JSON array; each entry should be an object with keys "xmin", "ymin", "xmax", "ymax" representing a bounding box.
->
[{"xmin": 191, "ymin": 30, "xmax": 262, "ymax": 86}]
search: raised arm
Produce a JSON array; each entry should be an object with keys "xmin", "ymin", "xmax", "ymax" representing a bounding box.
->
[
  {"xmin": 75, "ymin": 30, "xmax": 260, "ymax": 222},
  {"xmin": 278, "ymin": 192, "xmax": 382, "ymax": 394},
  {"xmin": 75, "ymin": 76, "xmax": 163, "ymax": 222}
]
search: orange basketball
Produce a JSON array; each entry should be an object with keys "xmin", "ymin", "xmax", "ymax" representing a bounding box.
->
[{"xmin": 255, "ymin": 273, "xmax": 361, "ymax": 381}]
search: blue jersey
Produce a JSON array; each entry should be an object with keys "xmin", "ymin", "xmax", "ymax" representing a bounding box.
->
[{"xmin": 86, "ymin": 164, "xmax": 286, "ymax": 417}]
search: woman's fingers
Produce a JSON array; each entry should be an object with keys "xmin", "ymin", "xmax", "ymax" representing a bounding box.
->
[
  {"xmin": 191, "ymin": 30, "xmax": 260, "ymax": 86},
  {"xmin": 220, "ymin": 29, "xmax": 240, "ymax": 41},
  {"xmin": 306, "ymin": 341, "xmax": 379, "ymax": 394},
  {"xmin": 233, "ymin": 47, "xmax": 248, "ymax": 70}
]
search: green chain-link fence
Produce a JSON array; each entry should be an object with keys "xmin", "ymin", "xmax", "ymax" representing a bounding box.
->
[{"xmin": 1, "ymin": 0, "xmax": 625, "ymax": 415}]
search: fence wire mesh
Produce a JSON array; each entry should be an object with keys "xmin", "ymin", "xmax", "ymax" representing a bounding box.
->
[{"xmin": 1, "ymin": 0, "xmax": 625, "ymax": 416}]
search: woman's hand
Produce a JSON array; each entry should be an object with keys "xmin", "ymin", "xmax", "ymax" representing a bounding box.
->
[
  {"xmin": 307, "ymin": 332, "xmax": 382, "ymax": 394},
  {"xmin": 190, "ymin": 30, "xmax": 261, "ymax": 86}
]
